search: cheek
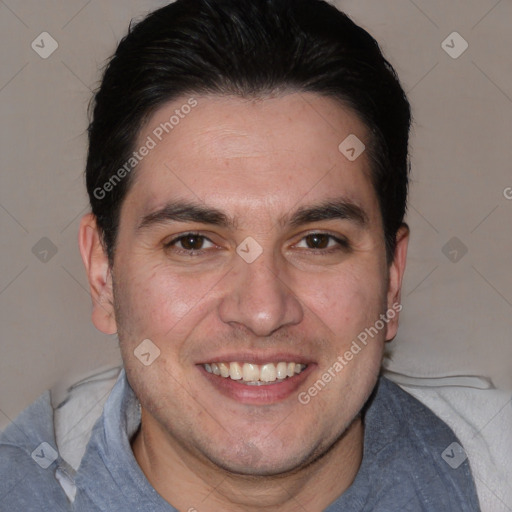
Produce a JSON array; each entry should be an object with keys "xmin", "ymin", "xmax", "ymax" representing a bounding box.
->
[
  {"xmin": 299, "ymin": 261, "xmax": 386, "ymax": 335},
  {"xmin": 113, "ymin": 260, "xmax": 221, "ymax": 347}
]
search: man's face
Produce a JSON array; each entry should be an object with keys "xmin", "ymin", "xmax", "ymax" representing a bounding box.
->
[{"xmin": 94, "ymin": 93, "xmax": 406, "ymax": 475}]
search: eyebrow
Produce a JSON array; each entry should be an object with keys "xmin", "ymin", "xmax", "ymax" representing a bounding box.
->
[
  {"xmin": 286, "ymin": 198, "xmax": 368, "ymax": 228},
  {"xmin": 137, "ymin": 197, "xmax": 368, "ymax": 232},
  {"xmin": 137, "ymin": 201, "xmax": 235, "ymax": 231}
]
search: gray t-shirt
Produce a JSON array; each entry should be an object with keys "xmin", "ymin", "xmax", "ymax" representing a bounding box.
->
[{"xmin": 0, "ymin": 371, "xmax": 480, "ymax": 511}]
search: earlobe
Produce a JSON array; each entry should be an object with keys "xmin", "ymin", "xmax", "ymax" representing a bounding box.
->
[
  {"xmin": 385, "ymin": 223, "xmax": 409, "ymax": 341},
  {"xmin": 78, "ymin": 213, "xmax": 117, "ymax": 335}
]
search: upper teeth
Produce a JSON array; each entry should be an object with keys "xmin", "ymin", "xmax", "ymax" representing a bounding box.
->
[{"xmin": 203, "ymin": 362, "xmax": 306, "ymax": 383}]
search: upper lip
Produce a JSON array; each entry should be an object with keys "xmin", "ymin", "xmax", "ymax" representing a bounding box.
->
[{"xmin": 197, "ymin": 352, "xmax": 314, "ymax": 365}]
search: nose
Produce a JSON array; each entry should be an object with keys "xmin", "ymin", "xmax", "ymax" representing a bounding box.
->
[{"xmin": 218, "ymin": 252, "xmax": 303, "ymax": 337}]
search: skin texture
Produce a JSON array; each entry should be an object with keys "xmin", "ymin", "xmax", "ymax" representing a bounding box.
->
[{"xmin": 79, "ymin": 93, "xmax": 409, "ymax": 511}]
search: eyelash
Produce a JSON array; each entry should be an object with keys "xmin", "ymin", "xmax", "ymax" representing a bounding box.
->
[
  {"xmin": 295, "ymin": 233, "xmax": 350, "ymax": 253},
  {"xmin": 164, "ymin": 232, "xmax": 351, "ymax": 255},
  {"xmin": 163, "ymin": 232, "xmax": 214, "ymax": 256}
]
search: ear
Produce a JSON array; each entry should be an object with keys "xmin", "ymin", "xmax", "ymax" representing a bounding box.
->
[
  {"xmin": 78, "ymin": 213, "xmax": 117, "ymax": 335},
  {"xmin": 385, "ymin": 223, "xmax": 409, "ymax": 342}
]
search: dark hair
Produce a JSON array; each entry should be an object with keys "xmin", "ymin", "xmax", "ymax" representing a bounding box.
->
[{"xmin": 86, "ymin": 0, "xmax": 411, "ymax": 264}]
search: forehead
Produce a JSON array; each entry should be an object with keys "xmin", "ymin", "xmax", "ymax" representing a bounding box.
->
[{"xmin": 124, "ymin": 93, "xmax": 379, "ymax": 224}]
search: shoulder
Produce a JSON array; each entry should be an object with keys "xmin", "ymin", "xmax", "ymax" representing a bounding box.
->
[
  {"xmin": 0, "ymin": 366, "xmax": 122, "ymax": 511},
  {"xmin": 360, "ymin": 377, "xmax": 480, "ymax": 511},
  {"xmin": 0, "ymin": 392, "xmax": 71, "ymax": 511},
  {"xmin": 373, "ymin": 376, "xmax": 459, "ymax": 440}
]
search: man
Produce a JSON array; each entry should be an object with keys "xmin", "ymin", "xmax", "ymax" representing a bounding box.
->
[{"xmin": 0, "ymin": 0, "xmax": 480, "ymax": 510}]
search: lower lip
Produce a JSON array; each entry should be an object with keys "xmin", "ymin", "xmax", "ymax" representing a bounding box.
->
[{"xmin": 198, "ymin": 365, "xmax": 314, "ymax": 405}]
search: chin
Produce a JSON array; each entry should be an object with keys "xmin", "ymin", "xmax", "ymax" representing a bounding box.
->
[
  {"xmin": 202, "ymin": 432, "xmax": 331, "ymax": 478},
  {"xmin": 210, "ymin": 450, "xmax": 308, "ymax": 478}
]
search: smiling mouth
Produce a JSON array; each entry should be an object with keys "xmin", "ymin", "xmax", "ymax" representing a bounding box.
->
[{"xmin": 202, "ymin": 361, "xmax": 307, "ymax": 386}]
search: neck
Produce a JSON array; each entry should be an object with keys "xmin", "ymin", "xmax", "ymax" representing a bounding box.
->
[{"xmin": 132, "ymin": 411, "xmax": 364, "ymax": 512}]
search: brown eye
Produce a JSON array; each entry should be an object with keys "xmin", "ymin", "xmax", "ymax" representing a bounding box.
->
[
  {"xmin": 166, "ymin": 233, "xmax": 215, "ymax": 252},
  {"xmin": 179, "ymin": 234, "xmax": 206, "ymax": 250},
  {"xmin": 304, "ymin": 234, "xmax": 330, "ymax": 249},
  {"xmin": 295, "ymin": 233, "xmax": 350, "ymax": 252}
]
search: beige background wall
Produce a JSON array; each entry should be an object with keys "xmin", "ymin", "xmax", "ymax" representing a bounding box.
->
[{"xmin": 1, "ymin": 0, "xmax": 511, "ymax": 434}]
